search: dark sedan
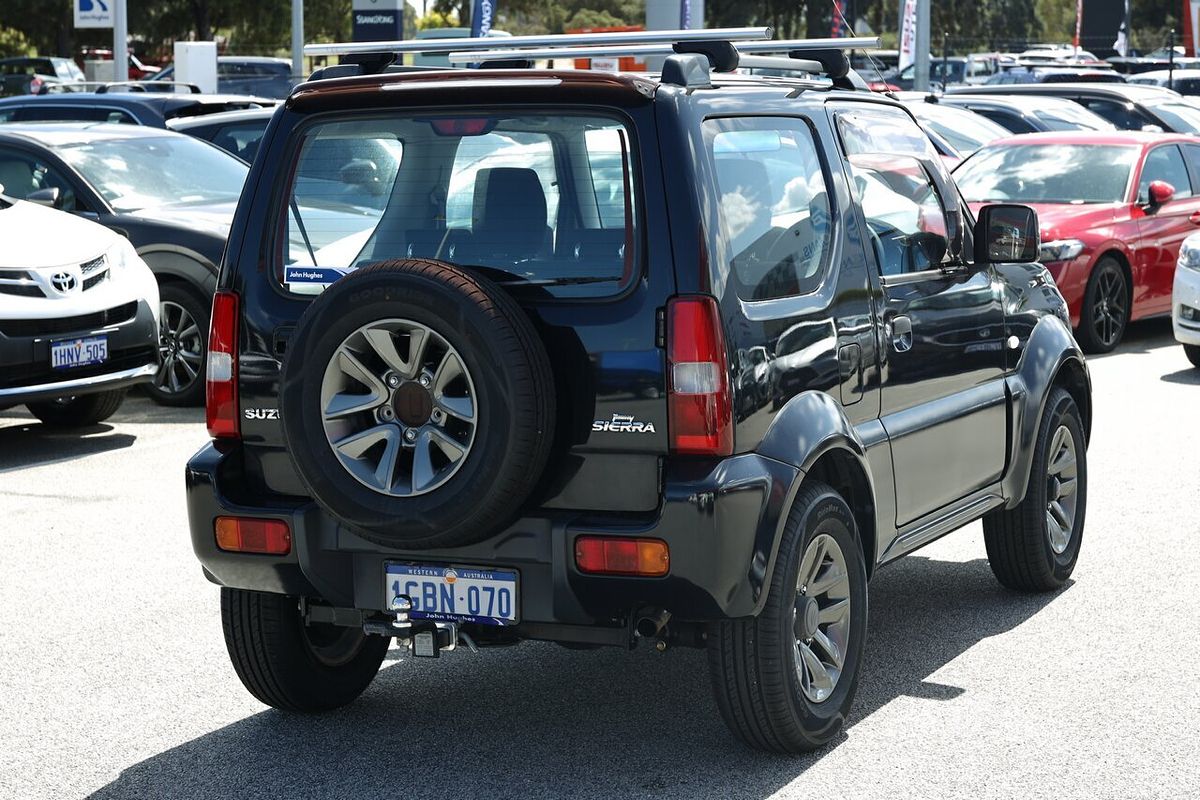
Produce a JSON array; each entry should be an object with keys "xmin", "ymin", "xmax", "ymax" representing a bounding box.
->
[
  {"xmin": 936, "ymin": 94, "xmax": 1116, "ymax": 134},
  {"xmin": 946, "ymin": 83, "xmax": 1200, "ymax": 134},
  {"xmin": 0, "ymin": 123, "xmax": 248, "ymax": 404},
  {"xmin": 0, "ymin": 91, "xmax": 274, "ymax": 127}
]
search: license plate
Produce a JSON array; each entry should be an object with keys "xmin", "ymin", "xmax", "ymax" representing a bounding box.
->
[
  {"xmin": 50, "ymin": 336, "xmax": 108, "ymax": 369},
  {"xmin": 386, "ymin": 564, "xmax": 518, "ymax": 626}
]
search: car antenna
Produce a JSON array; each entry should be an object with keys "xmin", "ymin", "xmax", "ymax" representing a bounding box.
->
[{"xmin": 835, "ymin": 5, "xmax": 891, "ymax": 97}]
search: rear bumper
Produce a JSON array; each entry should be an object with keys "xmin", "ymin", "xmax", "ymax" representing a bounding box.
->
[
  {"xmin": 186, "ymin": 441, "xmax": 800, "ymax": 632},
  {"xmin": 0, "ymin": 299, "xmax": 158, "ymax": 405}
]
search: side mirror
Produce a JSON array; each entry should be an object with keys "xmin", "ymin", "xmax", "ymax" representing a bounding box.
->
[
  {"xmin": 1147, "ymin": 180, "xmax": 1175, "ymax": 207},
  {"xmin": 26, "ymin": 187, "xmax": 61, "ymax": 208},
  {"xmin": 1141, "ymin": 124, "xmax": 1165, "ymax": 133},
  {"xmin": 974, "ymin": 203, "xmax": 1040, "ymax": 263}
]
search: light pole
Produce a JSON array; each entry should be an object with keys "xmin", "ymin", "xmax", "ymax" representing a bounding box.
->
[
  {"xmin": 292, "ymin": 0, "xmax": 305, "ymax": 82},
  {"xmin": 113, "ymin": 0, "xmax": 128, "ymax": 82}
]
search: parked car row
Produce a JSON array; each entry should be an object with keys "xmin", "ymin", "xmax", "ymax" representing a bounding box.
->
[{"xmin": 3, "ymin": 56, "xmax": 1199, "ymax": 433}]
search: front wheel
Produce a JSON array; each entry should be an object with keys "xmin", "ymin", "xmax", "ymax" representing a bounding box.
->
[
  {"xmin": 147, "ymin": 283, "xmax": 208, "ymax": 406},
  {"xmin": 26, "ymin": 389, "xmax": 126, "ymax": 427},
  {"xmin": 708, "ymin": 481, "xmax": 868, "ymax": 753},
  {"xmin": 221, "ymin": 588, "xmax": 390, "ymax": 712},
  {"xmin": 1075, "ymin": 256, "xmax": 1128, "ymax": 354},
  {"xmin": 1185, "ymin": 344, "xmax": 1200, "ymax": 369},
  {"xmin": 983, "ymin": 387, "xmax": 1087, "ymax": 592}
]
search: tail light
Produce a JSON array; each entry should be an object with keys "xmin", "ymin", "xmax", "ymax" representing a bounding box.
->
[
  {"xmin": 206, "ymin": 290, "xmax": 240, "ymax": 439},
  {"xmin": 215, "ymin": 517, "xmax": 291, "ymax": 555},
  {"xmin": 666, "ymin": 296, "xmax": 733, "ymax": 456},
  {"xmin": 575, "ymin": 536, "xmax": 669, "ymax": 577}
]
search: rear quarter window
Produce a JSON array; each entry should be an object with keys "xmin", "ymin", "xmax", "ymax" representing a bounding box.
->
[{"xmin": 277, "ymin": 112, "xmax": 640, "ymax": 300}]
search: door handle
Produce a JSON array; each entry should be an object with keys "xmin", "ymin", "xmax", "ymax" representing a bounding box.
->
[
  {"xmin": 1189, "ymin": 211, "xmax": 1200, "ymax": 225},
  {"xmin": 888, "ymin": 315, "xmax": 913, "ymax": 353}
]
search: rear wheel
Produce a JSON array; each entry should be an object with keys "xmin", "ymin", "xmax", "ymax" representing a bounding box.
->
[
  {"xmin": 26, "ymin": 389, "xmax": 125, "ymax": 427},
  {"xmin": 147, "ymin": 283, "xmax": 208, "ymax": 406},
  {"xmin": 708, "ymin": 481, "xmax": 868, "ymax": 753},
  {"xmin": 983, "ymin": 387, "xmax": 1087, "ymax": 592},
  {"xmin": 1185, "ymin": 344, "xmax": 1200, "ymax": 369},
  {"xmin": 1076, "ymin": 256, "xmax": 1128, "ymax": 354},
  {"xmin": 220, "ymin": 588, "xmax": 390, "ymax": 712}
]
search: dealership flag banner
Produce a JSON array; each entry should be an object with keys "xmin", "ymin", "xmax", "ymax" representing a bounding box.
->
[
  {"xmin": 898, "ymin": 0, "xmax": 917, "ymax": 70},
  {"xmin": 1114, "ymin": 0, "xmax": 1130, "ymax": 56},
  {"xmin": 470, "ymin": 0, "xmax": 495, "ymax": 38}
]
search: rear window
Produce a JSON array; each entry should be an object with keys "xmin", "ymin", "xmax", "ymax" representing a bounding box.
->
[{"xmin": 279, "ymin": 112, "xmax": 638, "ymax": 299}]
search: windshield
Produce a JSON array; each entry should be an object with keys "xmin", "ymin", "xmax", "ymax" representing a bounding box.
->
[
  {"xmin": 912, "ymin": 106, "xmax": 1007, "ymax": 154},
  {"xmin": 954, "ymin": 143, "xmax": 1138, "ymax": 204},
  {"xmin": 56, "ymin": 135, "xmax": 248, "ymax": 212},
  {"xmin": 1146, "ymin": 101, "xmax": 1200, "ymax": 133}
]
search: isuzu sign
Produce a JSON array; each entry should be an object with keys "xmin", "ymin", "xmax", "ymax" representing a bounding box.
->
[{"xmin": 74, "ymin": 0, "xmax": 113, "ymax": 29}]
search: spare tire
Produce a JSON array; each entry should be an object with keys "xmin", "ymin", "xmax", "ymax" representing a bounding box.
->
[{"xmin": 280, "ymin": 259, "xmax": 555, "ymax": 549}]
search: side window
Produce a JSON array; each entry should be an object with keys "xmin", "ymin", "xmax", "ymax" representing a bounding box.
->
[
  {"xmin": 1183, "ymin": 144, "xmax": 1200, "ymax": 184},
  {"xmin": 0, "ymin": 148, "xmax": 82, "ymax": 211},
  {"xmin": 837, "ymin": 105, "xmax": 937, "ymax": 160},
  {"xmin": 847, "ymin": 154, "xmax": 950, "ymax": 277},
  {"xmin": 978, "ymin": 108, "xmax": 1035, "ymax": 134},
  {"xmin": 212, "ymin": 123, "xmax": 267, "ymax": 162},
  {"xmin": 1080, "ymin": 99, "xmax": 1151, "ymax": 131},
  {"xmin": 1139, "ymin": 145, "xmax": 1193, "ymax": 201},
  {"xmin": 704, "ymin": 117, "xmax": 834, "ymax": 301}
]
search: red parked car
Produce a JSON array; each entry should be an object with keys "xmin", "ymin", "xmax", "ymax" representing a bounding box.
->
[{"xmin": 954, "ymin": 131, "xmax": 1200, "ymax": 352}]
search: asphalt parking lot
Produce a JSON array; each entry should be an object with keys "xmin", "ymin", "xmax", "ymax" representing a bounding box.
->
[{"xmin": 2, "ymin": 319, "xmax": 1198, "ymax": 800}]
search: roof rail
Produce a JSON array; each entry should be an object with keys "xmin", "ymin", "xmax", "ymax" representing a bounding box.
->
[
  {"xmin": 303, "ymin": 27, "xmax": 773, "ymax": 58},
  {"xmin": 38, "ymin": 80, "xmax": 201, "ymax": 96}
]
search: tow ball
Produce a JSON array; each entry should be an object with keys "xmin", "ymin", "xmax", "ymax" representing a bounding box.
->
[{"xmin": 376, "ymin": 595, "xmax": 474, "ymax": 657}]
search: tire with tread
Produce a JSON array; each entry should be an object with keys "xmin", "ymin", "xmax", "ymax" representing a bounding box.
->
[
  {"xmin": 26, "ymin": 389, "xmax": 126, "ymax": 427},
  {"xmin": 1185, "ymin": 344, "xmax": 1200, "ymax": 369},
  {"xmin": 983, "ymin": 387, "xmax": 1087, "ymax": 592},
  {"xmin": 221, "ymin": 588, "xmax": 390, "ymax": 712},
  {"xmin": 280, "ymin": 258, "xmax": 556, "ymax": 549},
  {"xmin": 707, "ymin": 481, "xmax": 868, "ymax": 753},
  {"xmin": 1075, "ymin": 256, "xmax": 1128, "ymax": 354},
  {"xmin": 147, "ymin": 282, "xmax": 209, "ymax": 407}
]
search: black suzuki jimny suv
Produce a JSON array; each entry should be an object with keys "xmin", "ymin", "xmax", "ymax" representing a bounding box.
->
[{"xmin": 185, "ymin": 32, "xmax": 1091, "ymax": 753}]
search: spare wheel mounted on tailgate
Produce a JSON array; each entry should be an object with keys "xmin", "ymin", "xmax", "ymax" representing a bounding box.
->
[{"xmin": 279, "ymin": 258, "xmax": 556, "ymax": 548}]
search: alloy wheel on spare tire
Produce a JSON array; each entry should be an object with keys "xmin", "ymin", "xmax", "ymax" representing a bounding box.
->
[
  {"xmin": 1076, "ymin": 256, "xmax": 1128, "ymax": 354},
  {"xmin": 280, "ymin": 259, "xmax": 555, "ymax": 549}
]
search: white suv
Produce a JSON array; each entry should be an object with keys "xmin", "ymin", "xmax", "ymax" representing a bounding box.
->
[
  {"xmin": 0, "ymin": 191, "xmax": 159, "ymax": 426},
  {"xmin": 1175, "ymin": 233, "xmax": 1200, "ymax": 369}
]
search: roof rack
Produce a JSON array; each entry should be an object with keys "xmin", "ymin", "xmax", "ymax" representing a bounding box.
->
[
  {"xmin": 446, "ymin": 35, "xmax": 879, "ymax": 88},
  {"xmin": 448, "ymin": 37, "xmax": 878, "ymax": 66},
  {"xmin": 302, "ymin": 29, "xmax": 880, "ymax": 90},
  {"xmin": 303, "ymin": 27, "xmax": 773, "ymax": 58}
]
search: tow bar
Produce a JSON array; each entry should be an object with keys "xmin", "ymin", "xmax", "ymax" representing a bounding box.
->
[{"xmin": 359, "ymin": 595, "xmax": 478, "ymax": 657}]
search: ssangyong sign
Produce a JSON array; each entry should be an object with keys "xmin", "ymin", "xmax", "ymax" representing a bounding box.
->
[{"xmin": 352, "ymin": 0, "xmax": 403, "ymax": 42}]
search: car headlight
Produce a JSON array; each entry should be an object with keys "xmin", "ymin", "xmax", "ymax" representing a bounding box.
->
[
  {"xmin": 1179, "ymin": 236, "xmax": 1200, "ymax": 271},
  {"xmin": 1038, "ymin": 239, "xmax": 1085, "ymax": 263}
]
